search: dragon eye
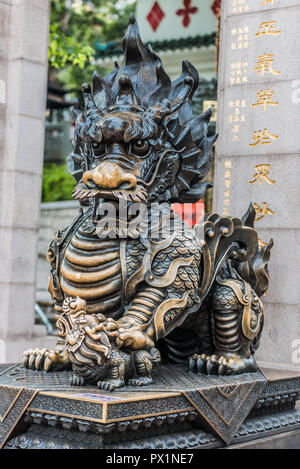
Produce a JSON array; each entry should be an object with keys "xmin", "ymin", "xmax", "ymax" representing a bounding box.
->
[
  {"xmin": 92, "ymin": 142, "xmax": 105, "ymax": 156},
  {"xmin": 131, "ymin": 140, "xmax": 150, "ymax": 156}
]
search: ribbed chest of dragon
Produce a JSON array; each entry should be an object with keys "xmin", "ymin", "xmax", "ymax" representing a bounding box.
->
[{"xmin": 60, "ymin": 218, "xmax": 125, "ymax": 318}]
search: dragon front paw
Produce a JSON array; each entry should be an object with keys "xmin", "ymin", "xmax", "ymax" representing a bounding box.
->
[
  {"xmin": 97, "ymin": 379, "xmax": 125, "ymax": 392},
  {"xmin": 113, "ymin": 325, "xmax": 154, "ymax": 351},
  {"xmin": 70, "ymin": 375, "xmax": 85, "ymax": 386},
  {"xmin": 188, "ymin": 353, "xmax": 258, "ymax": 376},
  {"xmin": 23, "ymin": 346, "xmax": 71, "ymax": 372},
  {"xmin": 127, "ymin": 376, "xmax": 153, "ymax": 387},
  {"xmin": 23, "ymin": 348, "xmax": 50, "ymax": 371}
]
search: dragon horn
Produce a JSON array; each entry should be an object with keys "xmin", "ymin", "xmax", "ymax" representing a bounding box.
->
[
  {"xmin": 116, "ymin": 73, "xmax": 140, "ymax": 106},
  {"xmin": 169, "ymin": 76, "xmax": 194, "ymax": 114},
  {"xmin": 145, "ymin": 76, "xmax": 193, "ymax": 122},
  {"xmin": 145, "ymin": 98, "xmax": 171, "ymax": 123},
  {"xmin": 72, "ymin": 98, "xmax": 83, "ymax": 122},
  {"xmin": 81, "ymin": 82, "xmax": 103, "ymax": 116}
]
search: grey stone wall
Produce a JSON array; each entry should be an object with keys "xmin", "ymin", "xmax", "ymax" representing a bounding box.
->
[
  {"xmin": 36, "ymin": 201, "xmax": 81, "ymax": 304},
  {"xmin": 215, "ymin": 0, "xmax": 300, "ymax": 370},
  {"xmin": 0, "ymin": 1, "xmax": 56, "ymax": 362}
]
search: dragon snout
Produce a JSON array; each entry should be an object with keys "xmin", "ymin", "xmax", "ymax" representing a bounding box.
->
[{"xmin": 82, "ymin": 162, "xmax": 137, "ymax": 191}]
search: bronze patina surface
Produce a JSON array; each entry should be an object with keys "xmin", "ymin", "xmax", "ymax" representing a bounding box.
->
[
  {"xmin": 21, "ymin": 16, "xmax": 273, "ymax": 391},
  {"xmin": 1, "ymin": 13, "xmax": 294, "ymax": 450}
]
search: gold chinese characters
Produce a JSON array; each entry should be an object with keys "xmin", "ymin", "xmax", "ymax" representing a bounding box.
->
[
  {"xmin": 253, "ymin": 202, "xmax": 274, "ymax": 222},
  {"xmin": 232, "ymin": 26, "xmax": 249, "ymax": 50},
  {"xmin": 254, "ymin": 54, "xmax": 280, "ymax": 76},
  {"xmin": 258, "ymin": 238, "xmax": 268, "ymax": 249},
  {"xmin": 256, "ymin": 21, "xmax": 281, "ymax": 37},
  {"xmin": 249, "ymin": 129, "xmax": 278, "ymax": 146},
  {"xmin": 251, "ymin": 90, "xmax": 278, "ymax": 112},
  {"xmin": 260, "ymin": 0, "xmax": 273, "ymax": 6},
  {"xmin": 228, "ymin": 99, "xmax": 246, "ymax": 142},
  {"xmin": 232, "ymin": 0, "xmax": 251, "ymax": 14},
  {"xmin": 230, "ymin": 62, "xmax": 248, "ymax": 85},
  {"xmin": 249, "ymin": 164, "xmax": 275, "ymax": 185},
  {"xmin": 223, "ymin": 160, "xmax": 232, "ymax": 216}
]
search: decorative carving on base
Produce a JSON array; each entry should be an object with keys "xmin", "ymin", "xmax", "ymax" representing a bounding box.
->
[{"xmin": 1, "ymin": 364, "xmax": 300, "ymax": 448}]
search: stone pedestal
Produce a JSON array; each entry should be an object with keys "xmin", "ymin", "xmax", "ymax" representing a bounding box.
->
[
  {"xmin": 0, "ymin": 0, "xmax": 55, "ymax": 362},
  {"xmin": 1, "ymin": 364, "xmax": 300, "ymax": 449},
  {"xmin": 214, "ymin": 0, "xmax": 300, "ymax": 371}
]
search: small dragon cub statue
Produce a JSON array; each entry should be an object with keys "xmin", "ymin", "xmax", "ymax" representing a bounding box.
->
[
  {"xmin": 23, "ymin": 16, "xmax": 273, "ymax": 387},
  {"xmin": 58, "ymin": 296, "xmax": 160, "ymax": 390}
]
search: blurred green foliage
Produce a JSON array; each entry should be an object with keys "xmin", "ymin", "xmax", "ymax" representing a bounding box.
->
[
  {"xmin": 50, "ymin": 0, "xmax": 137, "ymax": 93},
  {"xmin": 49, "ymin": 21, "xmax": 95, "ymax": 70},
  {"xmin": 42, "ymin": 163, "xmax": 76, "ymax": 202}
]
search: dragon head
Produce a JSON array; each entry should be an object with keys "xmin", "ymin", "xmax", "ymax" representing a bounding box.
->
[{"xmin": 69, "ymin": 15, "xmax": 216, "ymax": 213}]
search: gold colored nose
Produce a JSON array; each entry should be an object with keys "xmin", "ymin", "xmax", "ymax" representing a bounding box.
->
[{"xmin": 82, "ymin": 162, "xmax": 137, "ymax": 190}]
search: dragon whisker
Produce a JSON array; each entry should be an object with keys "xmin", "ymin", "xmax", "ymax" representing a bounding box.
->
[{"xmin": 138, "ymin": 147, "xmax": 186, "ymax": 188}]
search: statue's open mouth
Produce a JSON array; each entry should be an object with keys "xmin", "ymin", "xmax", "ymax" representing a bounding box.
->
[{"xmin": 72, "ymin": 183, "xmax": 148, "ymax": 203}]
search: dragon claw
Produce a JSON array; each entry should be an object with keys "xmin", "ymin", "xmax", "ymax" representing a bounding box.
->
[
  {"xmin": 23, "ymin": 346, "xmax": 70, "ymax": 372},
  {"xmin": 127, "ymin": 376, "xmax": 153, "ymax": 387},
  {"xmin": 97, "ymin": 379, "xmax": 125, "ymax": 392},
  {"xmin": 206, "ymin": 355, "xmax": 218, "ymax": 375},
  {"xmin": 188, "ymin": 353, "xmax": 257, "ymax": 376},
  {"xmin": 44, "ymin": 354, "xmax": 54, "ymax": 372},
  {"xmin": 217, "ymin": 357, "xmax": 227, "ymax": 375},
  {"xmin": 196, "ymin": 354, "xmax": 206, "ymax": 373},
  {"xmin": 188, "ymin": 353, "xmax": 197, "ymax": 372},
  {"xmin": 70, "ymin": 375, "xmax": 85, "ymax": 386}
]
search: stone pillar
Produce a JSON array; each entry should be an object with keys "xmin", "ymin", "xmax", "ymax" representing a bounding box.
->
[
  {"xmin": 214, "ymin": 0, "xmax": 300, "ymax": 371},
  {"xmin": 0, "ymin": 0, "xmax": 56, "ymax": 362}
]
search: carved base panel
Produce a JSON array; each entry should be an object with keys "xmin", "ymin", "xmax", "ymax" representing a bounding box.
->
[{"xmin": 1, "ymin": 364, "xmax": 300, "ymax": 449}]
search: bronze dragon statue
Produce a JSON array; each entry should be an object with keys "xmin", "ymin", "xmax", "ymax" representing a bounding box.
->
[{"xmin": 23, "ymin": 16, "xmax": 273, "ymax": 389}]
